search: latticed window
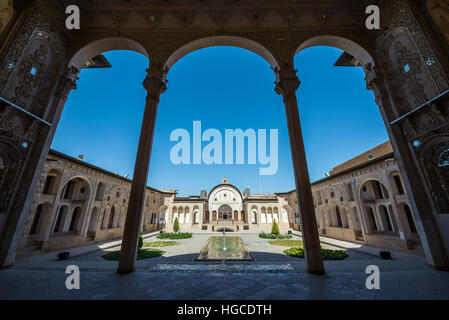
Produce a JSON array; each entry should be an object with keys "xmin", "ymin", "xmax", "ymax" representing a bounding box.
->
[{"xmin": 438, "ymin": 149, "xmax": 449, "ymax": 168}]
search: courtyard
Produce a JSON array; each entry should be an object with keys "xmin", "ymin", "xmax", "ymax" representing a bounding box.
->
[{"xmin": 0, "ymin": 232, "xmax": 448, "ymax": 300}]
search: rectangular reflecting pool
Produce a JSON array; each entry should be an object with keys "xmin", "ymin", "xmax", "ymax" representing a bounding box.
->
[{"xmin": 195, "ymin": 236, "xmax": 254, "ymax": 261}]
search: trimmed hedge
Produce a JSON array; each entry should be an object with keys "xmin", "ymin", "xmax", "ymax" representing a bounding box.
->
[
  {"xmin": 144, "ymin": 241, "xmax": 180, "ymax": 247},
  {"xmin": 268, "ymin": 240, "xmax": 303, "ymax": 247},
  {"xmin": 259, "ymin": 232, "xmax": 292, "ymax": 240},
  {"xmin": 283, "ymin": 247, "xmax": 348, "ymax": 260},
  {"xmin": 157, "ymin": 231, "xmax": 192, "ymax": 239},
  {"xmin": 102, "ymin": 248, "xmax": 165, "ymax": 261}
]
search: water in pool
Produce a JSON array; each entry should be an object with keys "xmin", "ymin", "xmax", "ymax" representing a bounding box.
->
[{"xmin": 196, "ymin": 236, "xmax": 253, "ymax": 261}]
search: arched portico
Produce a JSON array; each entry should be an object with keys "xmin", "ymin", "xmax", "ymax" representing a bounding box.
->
[
  {"xmin": 69, "ymin": 37, "xmax": 149, "ymax": 70},
  {"xmin": 164, "ymin": 36, "xmax": 280, "ymax": 74},
  {"xmin": 295, "ymin": 35, "xmax": 375, "ymax": 68},
  {"xmin": 1, "ymin": 0, "xmax": 449, "ymax": 274}
]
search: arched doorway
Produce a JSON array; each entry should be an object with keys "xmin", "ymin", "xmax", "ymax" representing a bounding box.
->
[
  {"xmin": 251, "ymin": 207, "xmax": 258, "ymax": 224},
  {"xmin": 218, "ymin": 205, "xmax": 232, "ymax": 221},
  {"xmin": 366, "ymin": 206, "xmax": 378, "ymax": 233},
  {"xmin": 107, "ymin": 206, "xmax": 115, "ymax": 229}
]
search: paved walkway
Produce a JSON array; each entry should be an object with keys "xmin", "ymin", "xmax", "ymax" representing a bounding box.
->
[{"xmin": 1, "ymin": 233, "xmax": 448, "ymax": 299}]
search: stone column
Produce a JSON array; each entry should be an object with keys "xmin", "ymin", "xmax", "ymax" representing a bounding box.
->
[
  {"xmin": 117, "ymin": 66, "xmax": 166, "ymax": 274},
  {"xmin": 275, "ymin": 66, "xmax": 324, "ymax": 275},
  {"xmin": 366, "ymin": 64, "xmax": 449, "ymax": 269}
]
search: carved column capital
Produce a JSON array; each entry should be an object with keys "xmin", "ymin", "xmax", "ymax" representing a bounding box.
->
[
  {"xmin": 364, "ymin": 63, "xmax": 379, "ymax": 90},
  {"xmin": 274, "ymin": 66, "xmax": 301, "ymax": 101},
  {"xmin": 142, "ymin": 63, "xmax": 168, "ymax": 97},
  {"xmin": 56, "ymin": 67, "xmax": 79, "ymax": 101},
  {"xmin": 364, "ymin": 63, "xmax": 390, "ymax": 106}
]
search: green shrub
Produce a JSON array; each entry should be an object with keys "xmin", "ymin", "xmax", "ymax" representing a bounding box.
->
[
  {"xmin": 143, "ymin": 241, "xmax": 180, "ymax": 247},
  {"xmin": 157, "ymin": 231, "xmax": 192, "ymax": 239},
  {"xmin": 268, "ymin": 240, "xmax": 303, "ymax": 247},
  {"xmin": 283, "ymin": 247, "xmax": 348, "ymax": 260},
  {"xmin": 271, "ymin": 220, "xmax": 280, "ymax": 235},
  {"xmin": 259, "ymin": 232, "xmax": 292, "ymax": 240},
  {"xmin": 102, "ymin": 248, "xmax": 164, "ymax": 261},
  {"xmin": 173, "ymin": 217, "xmax": 180, "ymax": 233},
  {"xmin": 138, "ymin": 233, "xmax": 143, "ymax": 250}
]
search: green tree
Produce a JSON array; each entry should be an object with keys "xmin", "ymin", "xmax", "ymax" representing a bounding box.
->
[
  {"xmin": 271, "ymin": 220, "xmax": 280, "ymax": 235},
  {"xmin": 173, "ymin": 217, "xmax": 180, "ymax": 233}
]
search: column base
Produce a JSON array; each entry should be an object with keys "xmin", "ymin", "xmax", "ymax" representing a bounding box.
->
[
  {"xmin": 0, "ymin": 262, "xmax": 14, "ymax": 270},
  {"xmin": 428, "ymin": 264, "xmax": 449, "ymax": 271},
  {"xmin": 307, "ymin": 268, "xmax": 326, "ymax": 275},
  {"xmin": 116, "ymin": 266, "xmax": 136, "ymax": 274}
]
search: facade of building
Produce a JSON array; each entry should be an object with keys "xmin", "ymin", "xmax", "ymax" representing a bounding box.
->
[
  {"xmin": 16, "ymin": 150, "xmax": 175, "ymax": 257},
  {"xmin": 164, "ymin": 179, "xmax": 292, "ymax": 234},
  {"xmin": 17, "ymin": 141, "xmax": 423, "ymax": 258},
  {"xmin": 309, "ymin": 142, "xmax": 422, "ymax": 255}
]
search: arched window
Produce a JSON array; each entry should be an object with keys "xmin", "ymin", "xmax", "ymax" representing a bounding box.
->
[
  {"xmin": 251, "ymin": 209, "xmax": 257, "ymax": 224},
  {"xmin": 95, "ymin": 182, "xmax": 106, "ymax": 201},
  {"xmin": 193, "ymin": 210, "xmax": 199, "ymax": 224},
  {"xmin": 218, "ymin": 204, "xmax": 232, "ymax": 220},
  {"xmin": 392, "ymin": 173, "xmax": 405, "ymax": 195},
  {"xmin": 42, "ymin": 170, "xmax": 61, "ymax": 195}
]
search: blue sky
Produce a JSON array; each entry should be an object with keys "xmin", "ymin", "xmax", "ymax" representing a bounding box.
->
[{"xmin": 52, "ymin": 46, "xmax": 389, "ymax": 196}]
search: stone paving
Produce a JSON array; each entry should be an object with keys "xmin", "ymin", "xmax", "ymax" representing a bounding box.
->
[{"xmin": 0, "ymin": 233, "xmax": 448, "ymax": 299}]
